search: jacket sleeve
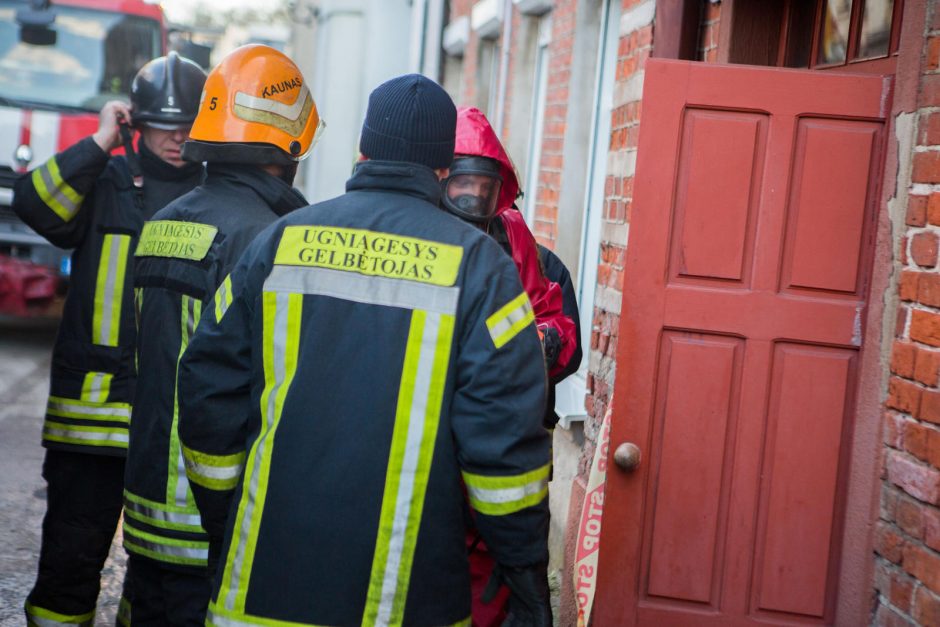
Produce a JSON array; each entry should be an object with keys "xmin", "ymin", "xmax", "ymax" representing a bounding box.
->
[
  {"xmin": 451, "ymin": 241, "xmax": 551, "ymax": 568},
  {"xmin": 177, "ymin": 236, "xmax": 272, "ymax": 570},
  {"xmin": 499, "ymin": 209, "xmax": 578, "ymax": 379},
  {"xmin": 12, "ymin": 137, "xmax": 110, "ymax": 249},
  {"xmin": 538, "ymin": 244, "xmax": 583, "ymax": 383}
]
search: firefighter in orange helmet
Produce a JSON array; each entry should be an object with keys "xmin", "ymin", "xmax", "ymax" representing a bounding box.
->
[{"xmin": 122, "ymin": 44, "xmax": 322, "ymax": 625}]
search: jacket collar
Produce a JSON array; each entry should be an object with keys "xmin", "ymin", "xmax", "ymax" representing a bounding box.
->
[
  {"xmin": 345, "ymin": 160, "xmax": 442, "ymax": 206},
  {"xmin": 206, "ymin": 163, "xmax": 307, "ymax": 217}
]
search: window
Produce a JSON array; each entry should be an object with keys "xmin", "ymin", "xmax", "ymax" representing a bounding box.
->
[
  {"xmin": 779, "ymin": 0, "xmax": 903, "ymax": 68},
  {"xmin": 521, "ymin": 15, "xmax": 551, "ymax": 224}
]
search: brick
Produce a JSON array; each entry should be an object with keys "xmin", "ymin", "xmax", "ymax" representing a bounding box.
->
[
  {"xmin": 901, "ymin": 269, "xmax": 917, "ymax": 303},
  {"xmin": 886, "ymin": 412, "xmax": 905, "ymax": 448},
  {"xmin": 914, "ymin": 586, "xmax": 940, "ymax": 627},
  {"xmin": 921, "ymin": 74, "xmax": 940, "ymax": 108},
  {"xmin": 897, "ymin": 496, "xmax": 927, "ymax": 539},
  {"xmin": 928, "ymin": 36, "xmax": 940, "ymax": 72},
  {"xmin": 925, "ymin": 507, "xmax": 940, "ymax": 552},
  {"xmin": 890, "ymin": 570, "xmax": 915, "ymax": 613},
  {"xmin": 920, "ymin": 390, "xmax": 940, "ymax": 425},
  {"xmin": 921, "ymin": 113, "xmax": 940, "ymax": 148},
  {"xmin": 913, "ymin": 152, "xmax": 940, "ymax": 185},
  {"xmin": 904, "ymin": 420, "xmax": 930, "ymax": 462},
  {"xmin": 884, "ymin": 485, "xmax": 901, "ymax": 522},
  {"xmin": 887, "ymin": 451, "xmax": 940, "ymax": 504},
  {"xmin": 911, "ymin": 310, "xmax": 940, "ymax": 347},
  {"xmin": 888, "ymin": 377, "xmax": 923, "ymax": 415},
  {"xmin": 903, "ymin": 543, "xmax": 940, "ymax": 595},
  {"xmin": 911, "ymin": 232, "xmax": 939, "ymax": 268},
  {"xmin": 875, "ymin": 602, "xmax": 913, "ymax": 627},
  {"xmin": 893, "ymin": 342, "xmax": 918, "ymax": 378},
  {"xmin": 902, "ymin": 236, "xmax": 910, "ymax": 265},
  {"xmin": 915, "ymin": 348, "xmax": 940, "ymax": 386},
  {"xmin": 910, "ymin": 195, "xmax": 929, "ymax": 227},
  {"xmin": 930, "ymin": 195, "xmax": 940, "ymax": 227},
  {"xmin": 899, "ymin": 306, "xmax": 910, "ymax": 339},
  {"xmin": 877, "ymin": 520, "xmax": 907, "ymax": 563},
  {"xmin": 921, "ymin": 274, "xmax": 940, "ymax": 308}
]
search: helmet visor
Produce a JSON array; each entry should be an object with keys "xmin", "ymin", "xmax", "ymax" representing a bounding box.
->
[{"xmin": 442, "ymin": 157, "xmax": 503, "ymax": 222}]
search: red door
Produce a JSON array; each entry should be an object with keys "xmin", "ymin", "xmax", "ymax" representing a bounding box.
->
[{"xmin": 594, "ymin": 59, "xmax": 890, "ymax": 626}]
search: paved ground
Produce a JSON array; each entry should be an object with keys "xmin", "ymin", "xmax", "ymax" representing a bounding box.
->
[{"xmin": 0, "ymin": 317, "xmax": 124, "ymax": 626}]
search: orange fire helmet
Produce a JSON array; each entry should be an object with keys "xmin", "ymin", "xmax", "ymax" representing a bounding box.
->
[{"xmin": 182, "ymin": 44, "xmax": 324, "ymax": 166}]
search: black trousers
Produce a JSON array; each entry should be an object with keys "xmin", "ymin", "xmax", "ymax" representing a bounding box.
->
[
  {"xmin": 25, "ymin": 449, "xmax": 125, "ymax": 623},
  {"xmin": 123, "ymin": 554, "xmax": 211, "ymax": 626}
]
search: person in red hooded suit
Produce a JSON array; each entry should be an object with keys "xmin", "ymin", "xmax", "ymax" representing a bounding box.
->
[{"xmin": 442, "ymin": 106, "xmax": 580, "ymax": 626}]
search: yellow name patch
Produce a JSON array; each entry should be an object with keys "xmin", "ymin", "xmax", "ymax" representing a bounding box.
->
[
  {"xmin": 136, "ymin": 221, "xmax": 218, "ymax": 261},
  {"xmin": 274, "ymin": 226, "xmax": 463, "ymax": 286}
]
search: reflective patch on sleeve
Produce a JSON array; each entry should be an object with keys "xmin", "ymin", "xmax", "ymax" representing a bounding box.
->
[
  {"xmin": 274, "ymin": 225, "xmax": 463, "ymax": 287},
  {"xmin": 31, "ymin": 157, "xmax": 84, "ymax": 222},
  {"xmin": 80, "ymin": 371, "xmax": 113, "ymax": 403},
  {"xmin": 462, "ymin": 463, "xmax": 551, "ymax": 516},
  {"xmin": 214, "ymin": 274, "xmax": 234, "ymax": 323},
  {"xmin": 486, "ymin": 291, "xmax": 535, "ymax": 349},
  {"xmin": 135, "ymin": 220, "xmax": 218, "ymax": 261},
  {"xmin": 182, "ymin": 444, "xmax": 246, "ymax": 491}
]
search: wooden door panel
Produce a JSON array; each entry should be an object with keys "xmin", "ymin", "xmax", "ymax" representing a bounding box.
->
[
  {"xmin": 669, "ymin": 110, "xmax": 766, "ymax": 285},
  {"xmin": 782, "ymin": 119, "xmax": 882, "ymax": 295},
  {"xmin": 753, "ymin": 344, "xmax": 856, "ymax": 619},
  {"xmin": 644, "ymin": 332, "xmax": 742, "ymax": 606},
  {"xmin": 595, "ymin": 60, "xmax": 890, "ymax": 626}
]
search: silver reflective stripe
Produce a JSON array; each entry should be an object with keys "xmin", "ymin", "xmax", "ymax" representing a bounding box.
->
[
  {"xmin": 376, "ymin": 312, "xmax": 441, "ymax": 624},
  {"xmin": 263, "ymin": 265, "xmax": 460, "ymax": 315},
  {"xmin": 465, "ymin": 478, "xmax": 549, "ymax": 505},
  {"xmin": 224, "ymin": 292, "xmax": 290, "ymax": 610},
  {"xmin": 123, "ymin": 530, "xmax": 209, "ymax": 561},
  {"xmin": 174, "ymin": 297, "xmax": 199, "ymax": 507},
  {"xmin": 488, "ymin": 302, "xmax": 532, "ymax": 342},
  {"xmin": 85, "ymin": 373, "xmax": 107, "ymax": 402},
  {"xmin": 96, "ymin": 235, "xmax": 123, "ymax": 345},
  {"xmin": 37, "ymin": 164, "xmax": 80, "ymax": 219},
  {"xmin": 27, "ymin": 614, "xmax": 91, "ymax": 627},
  {"xmin": 47, "ymin": 399, "xmax": 130, "ymax": 420},
  {"xmin": 42, "ymin": 424, "xmax": 128, "ymax": 444},
  {"xmin": 123, "ymin": 498, "xmax": 203, "ymax": 528},
  {"xmin": 185, "ymin": 458, "xmax": 243, "ymax": 482}
]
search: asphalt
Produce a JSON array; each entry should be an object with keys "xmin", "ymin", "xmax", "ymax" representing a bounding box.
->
[{"xmin": 0, "ymin": 317, "xmax": 125, "ymax": 625}]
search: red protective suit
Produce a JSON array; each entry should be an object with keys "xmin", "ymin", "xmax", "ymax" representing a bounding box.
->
[
  {"xmin": 454, "ymin": 106, "xmax": 577, "ymax": 378},
  {"xmin": 455, "ymin": 107, "xmax": 575, "ymax": 626}
]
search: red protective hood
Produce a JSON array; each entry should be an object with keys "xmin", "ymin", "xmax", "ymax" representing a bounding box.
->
[{"xmin": 454, "ymin": 107, "xmax": 519, "ymax": 213}]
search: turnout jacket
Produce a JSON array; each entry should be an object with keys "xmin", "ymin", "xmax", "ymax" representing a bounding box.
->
[
  {"xmin": 124, "ymin": 164, "xmax": 307, "ymax": 570},
  {"xmin": 12, "ymin": 137, "xmax": 203, "ymax": 456},
  {"xmin": 178, "ymin": 161, "xmax": 551, "ymax": 627}
]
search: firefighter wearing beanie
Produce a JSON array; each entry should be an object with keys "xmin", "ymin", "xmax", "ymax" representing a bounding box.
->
[{"xmin": 176, "ymin": 73, "xmax": 552, "ymax": 626}]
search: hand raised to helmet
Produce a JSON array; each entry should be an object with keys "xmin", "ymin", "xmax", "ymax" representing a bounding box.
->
[{"xmin": 92, "ymin": 101, "xmax": 133, "ymax": 153}]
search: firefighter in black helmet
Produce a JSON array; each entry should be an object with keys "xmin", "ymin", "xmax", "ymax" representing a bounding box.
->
[{"xmin": 12, "ymin": 52, "xmax": 206, "ymax": 627}]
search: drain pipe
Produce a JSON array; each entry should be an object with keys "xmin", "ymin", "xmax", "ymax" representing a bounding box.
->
[{"xmin": 493, "ymin": 0, "xmax": 512, "ymax": 137}]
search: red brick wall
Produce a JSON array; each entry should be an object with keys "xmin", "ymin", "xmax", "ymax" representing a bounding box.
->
[
  {"xmin": 697, "ymin": 0, "xmax": 720, "ymax": 62},
  {"xmin": 875, "ymin": 3, "xmax": 940, "ymax": 625}
]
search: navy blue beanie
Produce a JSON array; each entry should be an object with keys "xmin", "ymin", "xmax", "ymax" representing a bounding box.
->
[{"xmin": 359, "ymin": 74, "xmax": 456, "ymax": 170}]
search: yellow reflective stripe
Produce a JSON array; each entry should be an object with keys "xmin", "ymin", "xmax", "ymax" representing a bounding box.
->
[
  {"xmin": 215, "ymin": 274, "xmax": 234, "ymax": 323},
  {"xmin": 363, "ymin": 309, "xmax": 455, "ymax": 626},
  {"xmin": 25, "ymin": 601, "xmax": 95, "ymax": 627},
  {"xmin": 46, "ymin": 396, "xmax": 131, "ymax": 423},
  {"xmin": 169, "ymin": 296, "xmax": 202, "ymax": 507},
  {"xmin": 207, "ymin": 600, "xmax": 333, "ymax": 627},
  {"xmin": 486, "ymin": 291, "xmax": 535, "ymax": 349},
  {"xmin": 92, "ymin": 233, "xmax": 131, "ymax": 346},
  {"xmin": 123, "ymin": 489, "xmax": 204, "ymax": 532},
  {"xmin": 31, "ymin": 157, "xmax": 84, "ymax": 222},
  {"xmin": 42, "ymin": 420, "xmax": 129, "ymax": 448},
  {"xmin": 182, "ymin": 444, "xmax": 246, "ymax": 491},
  {"xmin": 462, "ymin": 463, "xmax": 551, "ymax": 516},
  {"xmin": 117, "ymin": 596, "xmax": 131, "ymax": 627},
  {"xmin": 135, "ymin": 220, "xmax": 218, "ymax": 260},
  {"xmin": 80, "ymin": 371, "xmax": 113, "ymax": 403},
  {"xmin": 274, "ymin": 226, "xmax": 464, "ymax": 287},
  {"xmin": 219, "ymin": 291, "xmax": 302, "ymax": 613},
  {"xmin": 123, "ymin": 519, "xmax": 209, "ymax": 566}
]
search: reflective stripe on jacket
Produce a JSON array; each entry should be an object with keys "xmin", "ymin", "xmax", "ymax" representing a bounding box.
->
[
  {"xmin": 13, "ymin": 137, "xmax": 204, "ymax": 456},
  {"xmin": 178, "ymin": 160, "xmax": 551, "ymax": 626}
]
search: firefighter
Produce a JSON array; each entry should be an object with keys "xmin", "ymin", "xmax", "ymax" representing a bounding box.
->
[
  {"xmin": 442, "ymin": 106, "xmax": 582, "ymax": 625},
  {"xmin": 12, "ymin": 52, "xmax": 206, "ymax": 627},
  {"xmin": 122, "ymin": 44, "xmax": 321, "ymax": 625},
  {"xmin": 176, "ymin": 73, "xmax": 553, "ymax": 626}
]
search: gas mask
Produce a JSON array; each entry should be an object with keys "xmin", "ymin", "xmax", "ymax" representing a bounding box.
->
[{"xmin": 441, "ymin": 156, "xmax": 503, "ymax": 224}]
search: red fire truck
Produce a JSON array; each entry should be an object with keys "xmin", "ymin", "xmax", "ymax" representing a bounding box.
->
[{"xmin": 0, "ymin": 0, "xmax": 166, "ymax": 316}]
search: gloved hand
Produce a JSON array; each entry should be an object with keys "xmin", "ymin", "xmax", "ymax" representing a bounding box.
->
[
  {"xmin": 499, "ymin": 563, "xmax": 553, "ymax": 627},
  {"xmin": 538, "ymin": 325, "xmax": 561, "ymax": 370}
]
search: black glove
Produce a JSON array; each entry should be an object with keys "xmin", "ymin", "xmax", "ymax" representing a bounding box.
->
[
  {"xmin": 539, "ymin": 326, "xmax": 561, "ymax": 370},
  {"xmin": 499, "ymin": 563, "xmax": 553, "ymax": 627}
]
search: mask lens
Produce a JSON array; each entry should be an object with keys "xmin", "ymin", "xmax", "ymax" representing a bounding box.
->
[{"xmin": 445, "ymin": 173, "xmax": 501, "ymax": 220}]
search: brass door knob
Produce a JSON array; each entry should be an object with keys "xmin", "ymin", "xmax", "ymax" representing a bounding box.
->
[{"xmin": 614, "ymin": 442, "xmax": 641, "ymax": 472}]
